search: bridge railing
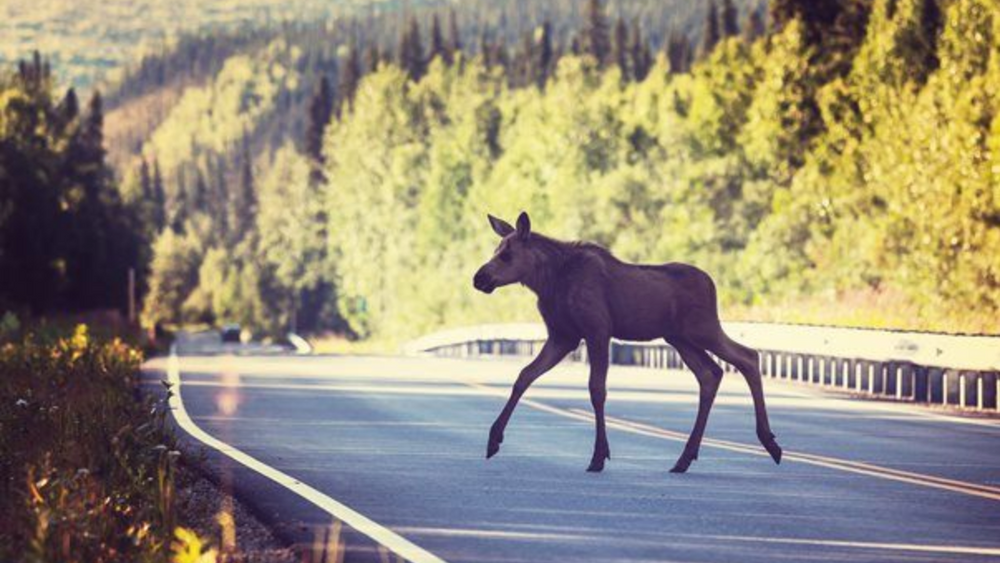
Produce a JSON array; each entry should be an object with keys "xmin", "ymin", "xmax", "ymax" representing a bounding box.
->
[{"xmin": 405, "ymin": 322, "xmax": 1000, "ymax": 413}]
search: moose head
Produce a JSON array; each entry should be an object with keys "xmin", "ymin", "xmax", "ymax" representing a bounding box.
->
[{"xmin": 473, "ymin": 212, "xmax": 535, "ymax": 294}]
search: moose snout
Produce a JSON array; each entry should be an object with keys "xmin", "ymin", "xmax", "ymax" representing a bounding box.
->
[{"xmin": 473, "ymin": 268, "xmax": 496, "ymax": 294}]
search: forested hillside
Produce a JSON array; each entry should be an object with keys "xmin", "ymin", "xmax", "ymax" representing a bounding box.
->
[
  {"xmin": 0, "ymin": 0, "xmax": 441, "ymax": 91},
  {"xmin": 105, "ymin": 0, "xmax": 762, "ymax": 336},
  {"xmin": 315, "ymin": 0, "xmax": 1000, "ymax": 339},
  {"xmin": 5, "ymin": 0, "xmax": 999, "ymax": 340}
]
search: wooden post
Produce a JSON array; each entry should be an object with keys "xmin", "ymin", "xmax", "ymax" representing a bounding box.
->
[{"xmin": 127, "ymin": 267, "xmax": 136, "ymax": 324}]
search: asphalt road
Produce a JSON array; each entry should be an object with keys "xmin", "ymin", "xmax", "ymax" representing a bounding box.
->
[{"xmin": 144, "ymin": 332, "xmax": 1000, "ymax": 563}]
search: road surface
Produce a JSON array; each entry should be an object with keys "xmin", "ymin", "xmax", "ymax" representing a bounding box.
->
[{"xmin": 143, "ymin": 332, "xmax": 1000, "ymax": 563}]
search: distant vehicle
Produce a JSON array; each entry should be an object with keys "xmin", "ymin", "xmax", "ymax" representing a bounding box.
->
[{"xmin": 220, "ymin": 324, "xmax": 241, "ymax": 343}]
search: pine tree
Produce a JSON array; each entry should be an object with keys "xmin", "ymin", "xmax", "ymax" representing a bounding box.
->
[
  {"xmin": 139, "ymin": 158, "xmax": 153, "ymax": 202},
  {"xmin": 584, "ymin": 0, "xmax": 611, "ymax": 66},
  {"xmin": 152, "ymin": 159, "xmax": 166, "ymax": 232},
  {"xmin": 430, "ymin": 14, "xmax": 446, "ymax": 64},
  {"xmin": 512, "ymin": 31, "xmax": 534, "ymax": 88},
  {"xmin": 494, "ymin": 40, "xmax": 510, "ymax": 71},
  {"xmin": 537, "ymin": 21, "xmax": 554, "ymax": 88},
  {"xmin": 769, "ymin": 0, "xmax": 848, "ymax": 45},
  {"xmin": 209, "ymin": 155, "xmax": 230, "ymax": 240},
  {"xmin": 171, "ymin": 172, "xmax": 188, "ymax": 233},
  {"xmin": 667, "ymin": 32, "xmax": 693, "ymax": 74},
  {"xmin": 339, "ymin": 44, "xmax": 362, "ymax": 113},
  {"xmin": 722, "ymin": 0, "xmax": 741, "ymax": 38},
  {"xmin": 630, "ymin": 20, "xmax": 652, "ymax": 82},
  {"xmin": 58, "ymin": 88, "xmax": 79, "ymax": 131},
  {"xmin": 701, "ymin": 1, "xmax": 721, "ymax": 58},
  {"xmin": 364, "ymin": 44, "xmax": 381, "ymax": 74},
  {"xmin": 307, "ymin": 76, "xmax": 334, "ymax": 177},
  {"xmin": 612, "ymin": 17, "xmax": 630, "ymax": 80},
  {"xmin": 81, "ymin": 91, "xmax": 106, "ymax": 168},
  {"xmin": 230, "ymin": 135, "xmax": 256, "ymax": 243},
  {"xmin": 398, "ymin": 17, "xmax": 427, "ymax": 81},
  {"xmin": 447, "ymin": 9, "xmax": 462, "ymax": 64}
]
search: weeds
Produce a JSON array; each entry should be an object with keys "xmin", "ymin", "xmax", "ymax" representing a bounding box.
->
[{"xmin": 0, "ymin": 324, "xmax": 207, "ymax": 562}]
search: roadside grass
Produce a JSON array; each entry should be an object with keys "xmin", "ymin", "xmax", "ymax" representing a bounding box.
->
[{"xmin": 0, "ymin": 323, "xmax": 218, "ymax": 562}]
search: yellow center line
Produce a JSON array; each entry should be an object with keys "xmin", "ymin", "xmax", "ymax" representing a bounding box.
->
[
  {"xmin": 466, "ymin": 381, "xmax": 1000, "ymax": 502},
  {"xmin": 692, "ymin": 534, "xmax": 1000, "ymax": 557}
]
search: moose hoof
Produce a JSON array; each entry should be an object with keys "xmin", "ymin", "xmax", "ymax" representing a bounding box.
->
[
  {"xmin": 670, "ymin": 456, "xmax": 694, "ymax": 474},
  {"xmin": 486, "ymin": 438, "xmax": 501, "ymax": 459},
  {"xmin": 764, "ymin": 439, "xmax": 783, "ymax": 465},
  {"xmin": 586, "ymin": 458, "xmax": 605, "ymax": 473}
]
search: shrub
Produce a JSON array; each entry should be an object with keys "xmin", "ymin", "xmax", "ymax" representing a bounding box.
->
[{"xmin": 0, "ymin": 324, "xmax": 183, "ymax": 562}]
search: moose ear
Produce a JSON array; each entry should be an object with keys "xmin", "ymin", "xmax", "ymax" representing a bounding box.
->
[
  {"xmin": 515, "ymin": 211, "xmax": 531, "ymax": 238},
  {"xmin": 488, "ymin": 214, "xmax": 514, "ymax": 237}
]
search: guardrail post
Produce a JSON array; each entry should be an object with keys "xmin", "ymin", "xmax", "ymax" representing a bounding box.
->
[
  {"xmin": 962, "ymin": 372, "xmax": 977, "ymax": 410},
  {"xmin": 912, "ymin": 366, "xmax": 927, "ymax": 403},
  {"xmin": 943, "ymin": 369, "xmax": 960, "ymax": 407},
  {"xmin": 993, "ymin": 373, "xmax": 1000, "ymax": 412},
  {"xmin": 927, "ymin": 368, "xmax": 943, "ymax": 404},
  {"xmin": 979, "ymin": 372, "xmax": 998, "ymax": 411}
]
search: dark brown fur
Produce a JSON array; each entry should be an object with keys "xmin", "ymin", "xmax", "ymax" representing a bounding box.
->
[{"xmin": 473, "ymin": 212, "xmax": 782, "ymax": 473}]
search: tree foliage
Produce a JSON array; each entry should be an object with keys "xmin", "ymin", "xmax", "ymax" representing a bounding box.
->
[
  {"xmin": 110, "ymin": 0, "xmax": 1000, "ymax": 338},
  {"xmin": 0, "ymin": 56, "xmax": 141, "ymax": 315}
]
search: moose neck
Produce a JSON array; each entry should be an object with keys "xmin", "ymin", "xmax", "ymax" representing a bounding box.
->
[{"xmin": 521, "ymin": 235, "xmax": 575, "ymax": 300}]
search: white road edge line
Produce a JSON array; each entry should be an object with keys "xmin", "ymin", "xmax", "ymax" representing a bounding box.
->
[{"xmin": 166, "ymin": 345, "xmax": 448, "ymax": 563}]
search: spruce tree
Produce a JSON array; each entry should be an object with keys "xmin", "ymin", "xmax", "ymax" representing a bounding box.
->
[
  {"xmin": 59, "ymin": 87, "xmax": 79, "ymax": 131},
  {"xmin": 171, "ymin": 172, "xmax": 188, "ymax": 233},
  {"xmin": 152, "ymin": 159, "xmax": 166, "ymax": 232},
  {"xmin": 398, "ymin": 17, "xmax": 426, "ymax": 81},
  {"xmin": 479, "ymin": 31, "xmax": 493, "ymax": 68},
  {"xmin": 190, "ymin": 169, "xmax": 208, "ymax": 214},
  {"xmin": 667, "ymin": 32, "xmax": 693, "ymax": 74},
  {"xmin": 701, "ymin": 1, "xmax": 721, "ymax": 58},
  {"xmin": 230, "ymin": 136, "xmax": 256, "ymax": 243},
  {"xmin": 364, "ymin": 44, "xmax": 381, "ymax": 74},
  {"xmin": 139, "ymin": 158, "xmax": 153, "ymax": 203},
  {"xmin": 430, "ymin": 14, "xmax": 446, "ymax": 63},
  {"xmin": 515, "ymin": 31, "xmax": 534, "ymax": 88},
  {"xmin": 447, "ymin": 9, "xmax": 462, "ymax": 63},
  {"xmin": 339, "ymin": 44, "xmax": 362, "ymax": 113},
  {"xmin": 537, "ymin": 21, "xmax": 554, "ymax": 88},
  {"xmin": 613, "ymin": 17, "xmax": 630, "ymax": 80},
  {"xmin": 630, "ymin": 20, "xmax": 652, "ymax": 81},
  {"xmin": 722, "ymin": 0, "xmax": 741, "ymax": 38},
  {"xmin": 307, "ymin": 77, "xmax": 334, "ymax": 172},
  {"xmin": 584, "ymin": 0, "xmax": 611, "ymax": 66}
]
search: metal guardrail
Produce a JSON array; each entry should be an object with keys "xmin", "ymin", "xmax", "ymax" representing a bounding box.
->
[{"xmin": 405, "ymin": 323, "xmax": 1000, "ymax": 413}]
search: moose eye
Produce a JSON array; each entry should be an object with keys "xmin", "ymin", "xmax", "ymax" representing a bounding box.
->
[{"xmin": 499, "ymin": 250, "xmax": 512, "ymax": 263}]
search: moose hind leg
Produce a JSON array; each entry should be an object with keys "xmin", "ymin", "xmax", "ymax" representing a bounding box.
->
[
  {"xmin": 667, "ymin": 338, "xmax": 723, "ymax": 474},
  {"xmin": 708, "ymin": 334, "xmax": 782, "ymax": 464}
]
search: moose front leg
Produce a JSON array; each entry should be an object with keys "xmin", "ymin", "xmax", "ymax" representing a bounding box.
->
[
  {"xmin": 585, "ymin": 335, "xmax": 611, "ymax": 472},
  {"xmin": 487, "ymin": 337, "xmax": 576, "ymax": 459}
]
